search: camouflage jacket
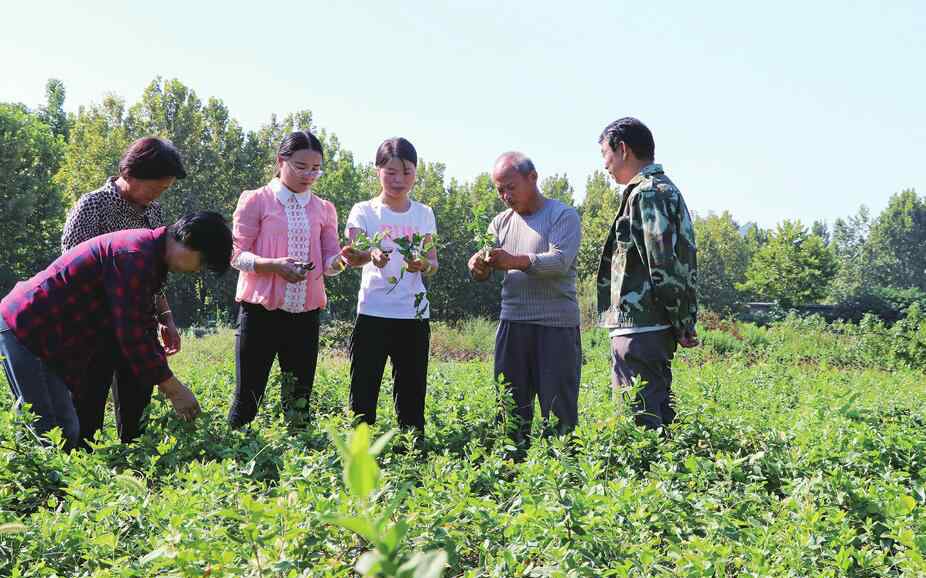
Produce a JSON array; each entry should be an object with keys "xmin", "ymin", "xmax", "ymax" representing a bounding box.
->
[{"xmin": 596, "ymin": 164, "xmax": 698, "ymax": 336}]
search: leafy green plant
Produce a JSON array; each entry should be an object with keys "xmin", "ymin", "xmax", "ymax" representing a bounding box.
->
[
  {"xmin": 467, "ymin": 203, "xmax": 496, "ymax": 259},
  {"xmin": 387, "ymin": 234, "xmax": 436, "ymax": 291},
  {"xmin": 326, "ymin": 423, "xmax": 447, "ymax": 578},
  {"xmin": 351, "ymin": 231, "xmax": 388, "ymax": 253}
]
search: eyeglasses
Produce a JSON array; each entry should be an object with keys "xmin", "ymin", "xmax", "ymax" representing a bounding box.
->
[{"xmin": 286, "ymin": 160, "xmax": 324, "ymax": 178}]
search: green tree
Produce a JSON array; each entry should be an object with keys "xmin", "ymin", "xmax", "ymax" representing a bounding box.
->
[
  {"xmin": 540, "ymin": 173, "xmax": 575, "ymax": 206},
  {"xmin": 575, "ymin": 170, "xmax": 619, "ymax": 280},
  {"xmin": 738, "ymin": 220, "xmax": 837, "ymax": 306},
  {"xmin": 829, "ymin": 206, "xmax": 872, "ymax": 301},
  {"xmin": 55, "ymin": 95, "xmax": 130, "ymax": 206},
  {"xmin": 39, "ymin": 78, "xmax": 69, "ymax": 140},
  {"xmin": 693, "ymin": 211, "xmax": 753, "ymax": 313},
  {"xmin": 413, "ymin": 164, "xmax": 502, "ymax": 321},
  {"xmin": 865, "ymin": 189, "xmax": 926, "ymax": 292},
  {"xmin": 811, "ymin": 219, "xmax": 830, "ymax": 246},
  {"xmin": 0, "ymin": 103, "xmax": 65, "ymax": 292}
]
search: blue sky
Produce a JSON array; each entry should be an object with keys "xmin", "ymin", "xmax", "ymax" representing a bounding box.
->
[{"xmin": 2, "ymin": 1, "xmax": 923, "ymax": 227}]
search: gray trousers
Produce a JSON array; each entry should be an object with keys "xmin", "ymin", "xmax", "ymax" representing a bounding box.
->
[
  {"xmin": 610, "ymin": 329, "xmax": 677, "ymax": 430},
  {"xmin": 0, "ymin": 317, "xmax": 79, "ymax": 449},
  {"xmin": 494, "ymin": 320, "xmax": 581, "ymax": 443}
]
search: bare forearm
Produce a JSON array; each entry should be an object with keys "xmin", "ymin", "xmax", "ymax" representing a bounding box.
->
[
  {"xmin": 252, "ymin": 256, "xmax": 283, "ymax": 274},
  {"xmin": 158, "ymin": 375, "xmax": 182, "ymax": 395}
]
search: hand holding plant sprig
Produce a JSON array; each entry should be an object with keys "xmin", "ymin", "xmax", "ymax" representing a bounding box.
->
[
  {"xmin": 468, "ymin": 202, "xmax": 497, "ymax": 259},
  {"xmin": 343, "ymin": 230, "xmax": 390, "ymax": 268},
  {"xmin": 386, "ymin": 233, "xmax": 437, "ymax": 293},
  {"xmin": 466, "ymin": 202, "xmax": 496, "ymax": 281}
]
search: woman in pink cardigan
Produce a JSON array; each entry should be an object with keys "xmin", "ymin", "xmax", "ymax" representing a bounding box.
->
[{"xmin": 228, "ymin": 130, "xmax": 348, "ymax": 428}]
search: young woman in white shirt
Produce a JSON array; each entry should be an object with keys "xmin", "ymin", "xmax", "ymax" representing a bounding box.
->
[{"xmin": 343, "ymin": 137, "xmax": 438, "ymax": 435}]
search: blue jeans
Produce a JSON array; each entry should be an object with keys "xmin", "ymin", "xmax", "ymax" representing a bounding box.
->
[{"xmin": 0, "ymin": 316, "xmax": 80, "ymax": 449}]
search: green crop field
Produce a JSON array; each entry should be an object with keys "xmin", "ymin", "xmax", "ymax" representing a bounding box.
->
[{"xmin": 1, "ymin": 316, "xmax": 925, "ymax": 577}]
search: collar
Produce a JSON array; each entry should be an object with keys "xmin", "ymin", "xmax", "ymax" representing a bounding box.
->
[
  {"xmin": 153, "ymin": 226, "xmax": 169, "ymax": 289},
  {"xmin": 625, "ymin": 163, "xmax": 664, "ymax": 188},
  {"xmin": 106, "ymin": 176, "xmax": 155, "ymax": 214},
  {"xmin": 270, "ymin": 178, "xmax": 311, "ymax": 207}
]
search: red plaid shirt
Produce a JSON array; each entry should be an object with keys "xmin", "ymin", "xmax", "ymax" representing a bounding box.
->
[{"xmin": 0, "ymin": 227, "xmax": 173, "ymax": 395}]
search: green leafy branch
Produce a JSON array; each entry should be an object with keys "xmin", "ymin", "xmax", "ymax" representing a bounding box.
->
[
  {"xmin": 386, "ymin": 233, "xmax": 437, "ymax": 298},
  {"xmin": 325, "ymin": 424, "xmax": 447, "ymax": 578},
  {"xmin": 350, "ymin": 230, "xmax": 388, "ymax": 253},
  {"xmin": 467, "ymin": 203, "xmax": 496, "ymax": 259}
]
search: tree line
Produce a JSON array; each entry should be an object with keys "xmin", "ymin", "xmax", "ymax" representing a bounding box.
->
[{"xmin": 1, "ymin": 78, "xmax": 923, "ymax": 326}]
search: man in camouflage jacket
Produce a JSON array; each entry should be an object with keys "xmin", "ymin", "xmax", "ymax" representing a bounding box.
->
[{"xmin": 595, "ymin": 117, "xmax": 698, "ymax": 430}]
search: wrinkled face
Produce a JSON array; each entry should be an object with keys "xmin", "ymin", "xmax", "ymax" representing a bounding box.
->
[
  {"xmin": 279, "ymin": 149, "xmax": 323, "ymax": 193},
  {"xmin": 492, "ymin": 164, "xmax": 537, "ymax": 214},
  {"xmin": 600, "ymin": 139, "xmax": 628, "ymax": 185},
  {"xmin": 378, "ymin": 157, "xmax": 417, "ymax": 200},
  {"xmin": 127, "ymin": 176, "xmax": 176, "ymax": 206}
]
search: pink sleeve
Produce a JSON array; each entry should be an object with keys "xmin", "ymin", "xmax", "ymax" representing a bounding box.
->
[
  {"xmin": 231, "ymin": 190, "xmax": 262, "ymax": 264},
  {"xmin": 320, "ymin": 200, "xmax": 341, "ymax": 265}
]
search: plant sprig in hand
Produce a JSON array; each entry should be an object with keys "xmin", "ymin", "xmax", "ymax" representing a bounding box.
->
[{"xmin": 386, "ymin": 233, "xmax": 437, "ymax": 295}]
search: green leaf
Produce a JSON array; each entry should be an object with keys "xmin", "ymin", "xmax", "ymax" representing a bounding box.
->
[
  {"xmin": 397, "ymin": 549, "xmax": 448, "ymax": 578},
  {"xmin": 327, "ymin": 516, "xmax": 378, "ymax": 543},
  {"xmin": 349, "ymin": 422, "xmax": 372, "ymax": 455},
  {"xmin": 346, "ymin": 452, "xmax": 379, "ymax": 500},
  {"xmin": 0, "ymin": 522, "xmax": 27, "ymax": 534},
  {"xmin": 92, "ymin": 533, "xmax": 118, "ymax": 548},
  {"xmin": 369, "ymin": 429, "xmax": 397, "ymax": 456},
  {"xmin": 115, "ymin": 473, "xmax": 147, "ymax": 494},
  {"xmin": 140, "ymin": 547, "xmax": 176, "ymax": 564},
  {"xmin": 381, "ymin": 519, "xmax": 408, "ymax": 553},
  {"xmin": 356, "ymin": 550, "xmax": 385, "ymax": 576}
]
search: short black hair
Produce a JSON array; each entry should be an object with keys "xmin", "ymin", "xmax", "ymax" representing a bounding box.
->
[
  {"xmin": 598, "ymin": 117, "xmax": 655, "ymax": 162},
  {"xmin": 375, "ymin": 137, "xmax": 418, "ymax": 168},
  {"xmin": 120, "ymin": 137, "xmax": 187, "ymax": 180},
  {"xmin": 275, "ymin": 130, "xmax": 324, "ymax": 176},
  {"xmin": 168, "ymin": 211, "xmax": 232, "ymax": 274}
]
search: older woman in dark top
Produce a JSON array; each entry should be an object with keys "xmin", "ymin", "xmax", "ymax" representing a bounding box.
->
[{"xmin": 61, "ymin": 137, "xmax": 187, "ymax": 446}]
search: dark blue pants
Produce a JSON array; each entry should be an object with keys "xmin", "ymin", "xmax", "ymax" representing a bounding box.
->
[
  {"xmin": 610, "ymin": 329, "xmax": 678, "ymax": 430},
  {"xmin": 494, "ymin": 320, "xmax": 582, "ymax": 444},
  {"xmin": 0, "ymin": 317, "xmax": 79, "ymax": 449}
]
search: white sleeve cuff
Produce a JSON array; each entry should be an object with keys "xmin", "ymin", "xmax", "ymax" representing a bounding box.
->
[
  {"xmin": 233, "ymin": 251, "xmax": 258, "ymax": 272},
  {"xmin": 324, "ymin": 253, "xmax": 347, "ymax": 276}
]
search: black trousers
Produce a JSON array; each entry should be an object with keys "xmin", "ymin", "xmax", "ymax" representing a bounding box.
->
[
  {"xmin": 349, "ymin": 314, "xmax": 430, "ymax": 431},
  {"xmin": 74, "ymin": 334, "xmax": 154, "ymax": 446},
  {"xmin": 228, "ymin": 302, "xmax": 320, "ymax": 428}
]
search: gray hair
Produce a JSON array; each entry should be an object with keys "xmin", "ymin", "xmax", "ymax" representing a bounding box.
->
[{"xmin": 494, "ymin": 151, "xmax": 536, "ymax": 176}]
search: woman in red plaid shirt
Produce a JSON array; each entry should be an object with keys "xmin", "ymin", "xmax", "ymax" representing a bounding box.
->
[{"xmin": 0, "ymin": 212, "xmax": 232, "ymax": 450}]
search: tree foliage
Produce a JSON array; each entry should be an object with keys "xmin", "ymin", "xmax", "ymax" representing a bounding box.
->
[
  {"xmin": 575, "ymin": 171, "xmax": 619, "ymax": 280},
  {"xmin": 0, "ymin": 103, "xmax": 65, "ymax": 293},
  {"xmin": 739, "ymin": 220, "xmax": 837, "ymax": 307},
  {"xmin": 693, "ymin": 212, "xmax": 753, "ymax": 314},
  {"xmin": 865, "ymin": 189, "xmax": 926, "ymax": 292},
  {"xmin": 540, "ymin": 173, "xmax": 575, "ymax": 206},
  {"xmin": 1, "ymin": 78, "xmax": 924, "ymax": 324}
]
